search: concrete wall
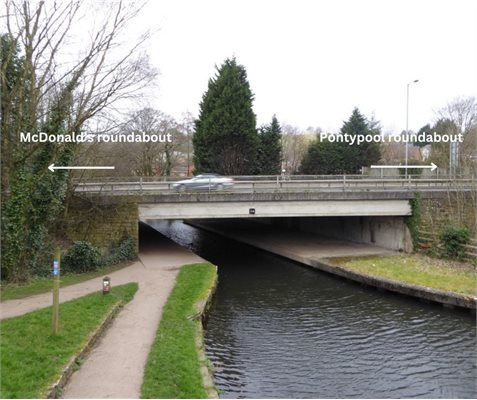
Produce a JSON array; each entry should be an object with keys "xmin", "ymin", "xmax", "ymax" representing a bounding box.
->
[
  {"xmin": 66, "ymin": 199, "xmax": 139, "ymax": 252},
  {"xmin": 258, "ymin": 216, "xmax": 413, "ymax": 252},
  {"xmin": 139, "ymin": 199, "xmax": 411, "ymax": 220}
]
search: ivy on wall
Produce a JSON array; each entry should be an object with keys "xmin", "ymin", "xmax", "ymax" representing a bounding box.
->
[{"xmin": 406, "ymin": 192, "xmax": 421, "ymax": 249}]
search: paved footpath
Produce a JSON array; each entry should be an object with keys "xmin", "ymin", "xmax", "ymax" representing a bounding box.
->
[{"xmin": 1, "ymin": 232, "xmax": 205, "ymax": 399}]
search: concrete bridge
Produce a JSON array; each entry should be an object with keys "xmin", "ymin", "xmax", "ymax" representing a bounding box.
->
[
  {"xmin": 73, "ymin": 175, "xmax": 474, "ymax": 219},
  {"xmin": 67, "ymin": 175, "xmax": 476, "ymax": 254}
]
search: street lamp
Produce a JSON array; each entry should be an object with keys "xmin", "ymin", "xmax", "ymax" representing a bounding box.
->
[{"xmin": 405, "ymin": 79, "xmax": 419, "ymax": 179}]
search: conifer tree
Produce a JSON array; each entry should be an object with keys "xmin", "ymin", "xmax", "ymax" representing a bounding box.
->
[
  {"xmin": 300, "ymin": 108, "xmax": 381, "ymax": 174},
  {"xmin": 257, "ymin": 115, "xmax": 282, "ymax": 174},
  {"xmin": 339, "ymin": 108, "xmax": 381, "ymax": 172},
  {"xmin": 193, "ymin": 58, "xmax": 258, "ymax": 174}
]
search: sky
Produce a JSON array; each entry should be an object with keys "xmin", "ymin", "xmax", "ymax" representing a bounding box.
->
[{"xmin": 136, "ymin": 0, "xmax": 477, "ymax": 133}]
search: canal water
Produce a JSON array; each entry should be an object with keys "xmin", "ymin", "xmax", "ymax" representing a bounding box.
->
[{"xmin": 147, "ymin": 220, "xmax": 477, "ymax": 399}]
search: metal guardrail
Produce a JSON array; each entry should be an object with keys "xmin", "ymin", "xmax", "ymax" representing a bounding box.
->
[
  {"xmin": 72, "ymin": 174, "xmax": 474, "ymax": 184},
  {"xmin": 73, "ymin": 176, "xmax": 477, "ymax": 195}
]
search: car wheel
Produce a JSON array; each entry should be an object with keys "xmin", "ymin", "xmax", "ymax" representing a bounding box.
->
[{"xmin": 216, "ymin": 183, "xmax": 224, "ymax": 191}]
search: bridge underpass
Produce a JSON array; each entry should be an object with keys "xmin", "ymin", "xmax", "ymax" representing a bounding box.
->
[
  {"xmin": 138, "ymin": 192, "xmax": 413, "ymax": 253},
  {"xmin": 144, "ymin": 216, "xmax": 404, "ymax": 267}
]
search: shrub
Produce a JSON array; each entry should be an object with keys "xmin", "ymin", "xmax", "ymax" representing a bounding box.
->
[
  {"xmin": 439, "ymin": 225, "xmax": 470, "ymax": 259},
  {"xmin": 62, "ymin": 241, "xmax": 102, "ymax": 273},
  {"xmin": 117, "ymin": 237, "xmax": 136, "ymax": 260},
  {"xmin": 104, "ymin": 237, "xmax": 137, "ymax": 265}
]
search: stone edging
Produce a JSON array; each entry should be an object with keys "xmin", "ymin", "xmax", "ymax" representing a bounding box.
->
[
  {"xmin": 45, "ymin": 302, "xmax": 124, "ymax": 399},
  {"xmin": 193, "ymin": 266, "xmax": 219, "ymax": 399},
  {"xmin": 187, "ymin": 221, "xmax": 476, "ymax": 310},
  {"xmin": 312, "ymin": 259, "xmax": 476, "ymax": 310}
]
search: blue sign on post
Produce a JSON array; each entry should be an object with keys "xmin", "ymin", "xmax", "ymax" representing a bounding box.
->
[{"xmin": 52, "ymin": 260, "xmax": 59, "ymax": 277}]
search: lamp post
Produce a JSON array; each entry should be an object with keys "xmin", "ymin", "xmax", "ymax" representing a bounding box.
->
[{"xmin": 405, "ymin": 79, "xmax": 419, "ymax": 179}]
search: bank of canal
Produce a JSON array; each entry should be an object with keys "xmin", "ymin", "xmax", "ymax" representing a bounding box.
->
[{"xmin": 147, "ymin": 220, "xmax": 477, "ymax": 399}]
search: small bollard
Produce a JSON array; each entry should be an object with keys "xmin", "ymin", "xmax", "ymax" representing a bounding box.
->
[
  {"xmin": 103, "ymin": 276, "xmax": 111, "ymax": 295},
  {"xmin": 52, "ymin": 248, "xmax": 61, "ymax": 335}
]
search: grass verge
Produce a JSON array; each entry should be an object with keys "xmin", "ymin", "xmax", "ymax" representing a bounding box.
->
[
  {"xmin": 141, "ymin": 263, "xmax": 217, "ymax": 399},
  {"xmin": 331, "ymin": 254, "xmax": 476, "ymax": 297},
  {"xmin": 0, "ymin": 283, "xmax": 138, "ymax": 399},
  {"xmin": 0, "ymin": 260, "xmax": 134, "ymax": 302}
]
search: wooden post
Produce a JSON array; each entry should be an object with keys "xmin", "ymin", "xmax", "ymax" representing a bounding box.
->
[{"xmin": 52, "ymin": 248, "xmax": 61, "ymax": 335}]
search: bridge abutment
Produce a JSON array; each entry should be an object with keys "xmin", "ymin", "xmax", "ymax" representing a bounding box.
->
[
  {"xmin": 257, "ymin": 216, "xmax": 413, "ymax": 252},
  {"xmin": 65, "ymin": 199, "xmax": 139, "ymax": 253}
]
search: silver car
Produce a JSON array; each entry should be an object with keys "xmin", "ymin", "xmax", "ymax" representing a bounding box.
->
[{"xmin": 172, "ymin": 174, "xmax": 234, "ymax": 192}]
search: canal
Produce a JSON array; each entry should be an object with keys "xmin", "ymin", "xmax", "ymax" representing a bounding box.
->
[{"xmin": 147, "ymin": 220, "xmax": 477, "ymax": 399}]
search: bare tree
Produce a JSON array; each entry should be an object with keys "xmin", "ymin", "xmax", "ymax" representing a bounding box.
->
[
  {"xmin": 1, "ymin": 0, "xmax": 157, "ymax": 281},
  {"xmin": 281, "ymin": 125, "xmax": 313, "ymax": 174},
  {"xmin": 1, "ymin": 0, "xmax": 157, "ymax": 189},
  {"xmin": 92, "ymin": 108, "xmax": 188, "ymax": 177},
  {"xmin": 437, "ymin": 96, "xmax": 477, "ymax": 135},
  {"xmin": 434, "ymin": 96, "xmax": 477, "ymax": 175},
  {"xmin": 460, "ymin": 125, "xmax": 477, "ymax": 174},
  {"xmin": 179, "ymin": 111, "xmax": 195, "ymax": 176},
  {"xmin": 123, "ymin": 108, "xmax": 168, "ymax": 176}
]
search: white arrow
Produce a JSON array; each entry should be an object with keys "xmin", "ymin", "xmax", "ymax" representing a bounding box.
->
[
  {"xmin": 371, "ymin": 162, "xmax": 437, "ymax": 172},
  {"xmin": 48, "ymin": 163, "xmax": 115, "ymax": 172}
]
